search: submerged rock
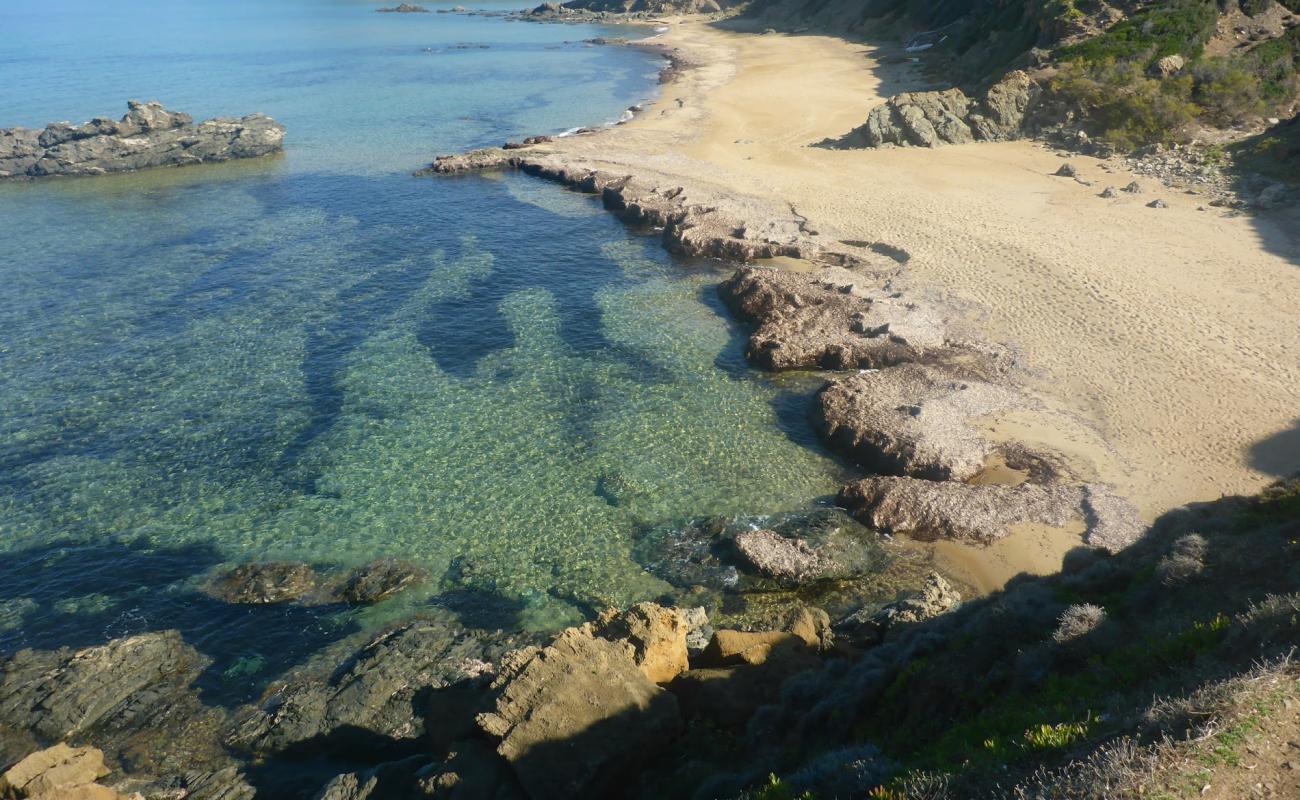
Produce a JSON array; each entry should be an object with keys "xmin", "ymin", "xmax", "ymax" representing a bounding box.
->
[
  {"xmin": 814, "ymin": 363, "xmax": 1033, "ymax": 482},
  {"xmin": 839, "ymin": 476, "xmax": 1142, "ymax": 551},
  {"xmin": 477, "ymin": 626, "xmax": 681, "ymax": 800},
  {"xmin": 204, "ymin": 562, "xmax": 319, "ymax": 605},
  {"xmin": 338, "ymin": 559, "xmax": 428, "ymax": 605},
  {"xmin": 0, "ymin": 101, "xmax": 283, "ymax": 180},
  {"xmin": 719, "ymin": 266, "xmax": 981, "ymax": 372},
  {"xmin": 227, "ymin": 619, "xmax": 522, "ymax": 757}
]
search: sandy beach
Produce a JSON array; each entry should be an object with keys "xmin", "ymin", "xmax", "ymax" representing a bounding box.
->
[{"xmin": 521, "ymin": 18, "xmax": 1300, "ymax": 589}]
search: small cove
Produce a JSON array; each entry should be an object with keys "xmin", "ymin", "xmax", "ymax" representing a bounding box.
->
[{"xmin": 0, "ymin": 0, "xmax": 857, "ymax": 697}]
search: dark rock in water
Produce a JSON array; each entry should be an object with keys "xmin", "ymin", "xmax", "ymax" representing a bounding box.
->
[
  {"xmin": 0, "ymin": 100, "xmax": 283, "ymax": 179},
  {"xmin": 0, "ymin": 631, "xmax": 217, "ymax": 770},
  {"xmin": 226, "ymin": 618, "xmax": 522, "ymax": 757},
  {"xmin": 339, "ymin": 559, "xmax": 428, "ymax": 604},
  {"xmin": 477, "ymin": 626, "xmax": 681, "ymax": 800},
  {"xmin": 376, "ymin": 3, "xmax": 430, "ymax": 11},
  {"xmin": 205, "ymin": 562, "xmax": 319, "ymax": 604}
]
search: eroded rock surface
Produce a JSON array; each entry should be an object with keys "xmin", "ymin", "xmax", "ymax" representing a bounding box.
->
[
  {"xmin": 839, "ymin": 476, "xmax": 1141, "ymax": 551},
  {"xmin": 338, "ymin": 559, "xmax": 428, "ymax": 605},
  {"xmin": 227, "ymin": 619, "xmax": 521, "ymax": 757},
  {"xmin": 719, "ymin": 266, "xmax": 981, "ymax": 371},
  {"xmin": 590, "ymin": 603, "xmax": 689, "ymax": 685},
  {"xmin": 814, "ymin": 363, "xmax": 1031, "ymax": 481},
  {"xmin": 0, "ymin": 744, "xmax": 109, "ymax": 799},
  {"xmin": 830, "ymin": 72, "xmax": 1042, "ymax": 149},
  {"xmin": 204, "ymin": 562, "xmax": 319, "ymax": 605},
  {"xmin": 476, "ymin": 626, "xmax": 681, "ymax": 800},
  {"xmin": 0, "ymin": 631, "xmax": 211, "ymax": 766},
  {"xmin": 838, "ymin": 572, "xmax": 961, "ymax": 641},
  {"xmin": 0, "ymin": 101, "xmax": 283, "ymax": 179}
]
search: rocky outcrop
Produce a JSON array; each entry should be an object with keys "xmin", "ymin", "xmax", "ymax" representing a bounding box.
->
[
  {"xmin": 338, "ymin": 560, "xmax": 428, "ymax": 605},
  {"xmin": 376, "ymin": 3, "xmax": 429, "ymax": 11},
  {"xmin": 0, "ymin": 101, "xmax": 283, "ymax": 179},
  {"xmin": 227, "ymin": 619, "xmax": 521, "ymax": 757},
  {"xmin": 838, "ymin": 476, "xmax": 1142, "ymax": 551},
  {"xmin": 829, "ymin": 72, "xmax": 1042, "ymax": 149},
  {"xmin": 0, "ymin": 631, "xmax": 211, "ymax": 766},
  {"xmin": 0, "ymin": 744, "xmax": 114, "ymax": 799},
  {"xmin": 814, "ymin": 363, "xmax": 1043, "ymax": 481},
  {"xmin": 590, "ymin": 603, "xmax": 690, "ymax": 685},
  {"xmin": 838, "ymin": 572, "xmax": 961, "ymax": 641},
  {"xmin": 476, "ymin": 626, "xmax": 681, "ymax": 800},
  {"xmin": 718, "ymin": 266, "xmax": 989, "ymax": 371},
  {"xmin": 423, "ymin": 153, "xmax": 882, "ymax": 269}
]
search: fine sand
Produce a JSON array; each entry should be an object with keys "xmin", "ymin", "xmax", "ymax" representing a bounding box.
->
[{"xmin": 538, "ymin": 18, "xmax": 1300, "ymax": 590}]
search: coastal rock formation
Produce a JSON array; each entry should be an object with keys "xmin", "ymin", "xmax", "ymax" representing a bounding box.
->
[
  {"xmin": 838, "ymin": 476, "xmax": 1142, "ymax": 551},
  {"xmin": 830, "ymin": 72, "xmax": 1042, "ymax": 149},
  {"xmin": 719, "ymin": 266, "xmax": 982, "ymax": 371},
  {"xmin": 838, "ymin": 572, "xmax": 961, "ymax": 641},
  {"xmin": 477, "ymin": 626, "xmax": 681, "ymax": 800},
  {"xmin": 226, "ymin": 619, "xmax": 521, "ymax": 756},
  {"xmin": 338, "ymin": 559, "xmax": 428, "ymax": 605},
  {"xmin": 814, "ymin": 363, "xmax": 1040, "ymax": 481},
  {"xmin": 376, "ymin": 3, "xmax": 429, "ymax": 11},
  {"xmin": 733, "ymin": 528, "xmax": 827, "ymax": 584},
  {"xmin": 423, "ymin": 153, "xmax": 881, "ymax": 269},
  {"xmin": 0, "ymin": 631, "xmax": 211, "ymax": 766},
  {"xmin": 590, "ymin": 603, "xmax": 690, "ymax": 685},
  {"xmin": 0, "ymin": 744, "xmax": 111, "ymax": 799},
  {"xmin": 205, "ymin": 562, "xmax": 319, "ymax": 604},
  {"xmin": 0, "ymin": 101, "xmax": 283, "ymax": 179}
]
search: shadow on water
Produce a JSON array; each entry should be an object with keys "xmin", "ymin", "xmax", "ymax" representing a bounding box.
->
[
  {"xmin": 0, "ymin": 537, "xmax": 360, "ymax": 708},
  {"xmin": 1248, "ymin": 418, "xmax": 1300, "ymax": 478}
]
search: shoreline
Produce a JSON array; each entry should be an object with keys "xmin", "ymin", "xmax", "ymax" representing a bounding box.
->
[{"xmin": 429, "ymin": 15, "xmax": 1300, "ymax": 593}]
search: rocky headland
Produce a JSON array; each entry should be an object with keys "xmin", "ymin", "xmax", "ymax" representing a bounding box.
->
[{"xmin": 0, "ymin": 101, "xmax": 284, "ymax": 180}]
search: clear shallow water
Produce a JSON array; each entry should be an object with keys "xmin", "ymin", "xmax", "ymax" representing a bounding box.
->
[{"xmin": 0, "ymin": 0, "xmax": 850, "ymax": 692}]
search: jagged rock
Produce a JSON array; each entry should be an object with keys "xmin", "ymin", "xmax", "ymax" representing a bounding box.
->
[
  {"xmin": 227, "ymin": 619, "xmax": 521, "ymax": 756},
  {"xmin": 839, "ymin": 476, "xmax": 1142, "ymax": 551},
  {"xmin": 1122, "ymin": 180, "xmax": 1143, "ymax": 193},
  {"xmin": 338, "ymin": 559, "xmax": 427, "ymax": 605},
  {"xmin": 839, "ymin": 572, "xmax": 960, "ymax": 641},
  {"xmin": 591, "ymin": 603, "xmax": 689, "ymax": 685},
  {"xmin": 1054, "ymin": 162, "xmax": 1078, "ymax": 178},
  {"xmin": 0, "ymin": 101, "xmax": 283, "ymax": 179},
  {"xmin": 0, "ymin": 744, "xmax": 109, "ymax": 799},
  {"xmin": 833, "ymin": 71, "xmax": 1040, "ymax": 149},
  {"xmin": 1147, "ymin": 199, "xmax": 1169, "ymax": 208},
  {"xmin": 0, "ymin": 631, "xmax": 210, "ymax": 766},
  {"xmin": 814, "ymin": 363, "xmax": 1031, "ymax": 482},
  {"xmin": 1100, "ymin": 186, "xmax": 1118, "ymax": 198},
  {"xmin": 376, "ymin": 3, "xmax": 430, "ymax": 11},
  {"xmin": 719, "ymin": 267, "xmax": 976, "ymax": 371},
  {"xmin": 204, "ymin": 562, "xmax": 318, "ymax": 604},
  {"xmin": 476, "ymin": 627, "xmax": 681, "ymax": 800}
]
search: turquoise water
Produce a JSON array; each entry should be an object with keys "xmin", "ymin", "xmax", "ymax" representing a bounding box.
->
[{"xmin": 0, "ymin": 0, "xmax": 850, "ymax": 689}]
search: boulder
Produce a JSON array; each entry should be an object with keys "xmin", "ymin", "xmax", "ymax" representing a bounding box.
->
[
  {"xmin": 814, "ymin": 363, "xmax": 1027, "ymax": 481},
  {"xmin": 0, "ymin": 631, "xmax": 210, "ymax": 765},
  {"xmin": 697, "ymin": 607, "xmax": 829, "ymax": 667},
  {"xmin": 0, "ymin": 744, "xmax": 108, "ymax": 799},
  {"xmin": 719, "ymin": 266, "xmax": 972, "ymax": 371},
  {"xmin": 477, "ymin": 627, "xmax": 681, "ymax": 800},
  {"xmin": 733, "ymin": 529, "xmax": 828, "ymax": 584},
  {"xmin": 204, "ymin": 562, "xmax": 318, "ymax": 604},
  {"xmin": 1054, "ymin": 162, "xmax": 1078, "ymax": 177},
  {"xmin": 338, "ymin": 559, "xmax": 427, "ymax": 605},
  {"xmin": 838, "ymin": 476, "xmax": 1142, "ymax": 551},
  {"xmin": 0, "ymin": 101, "xmax": 283, "ymax": 180},
  {"xmin": 590, "ymin": 603, "xmax": 689, "ymax": 685},
  {"xmin": 227, "ymin": 619, "xmax": 521, "ymax": 756}
]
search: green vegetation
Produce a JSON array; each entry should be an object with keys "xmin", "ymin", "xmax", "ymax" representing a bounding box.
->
[{"xmin": 1050, "ymin": 1, "xmax": 1300, "ymax": 147}]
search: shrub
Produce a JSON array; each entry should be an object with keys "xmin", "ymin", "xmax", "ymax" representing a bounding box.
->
[
  {"xmin": 1052, "ymin": 603, "xmax": 1107, "ymax": 644},
  {"xmin": 1156, "ymin": 533, "xmax": 1208, "ymax": 585},
  {"xmin": 1051, "ymin": 60, "xmax": 1200, "ymax": 148},
  {"xmin": 1195, "ymin": 59, "xmax": 1267, "ymax": 123},
  {"xmin": 1057, "ymin": 0, "xmax": 1221, "ymax": 67}
]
